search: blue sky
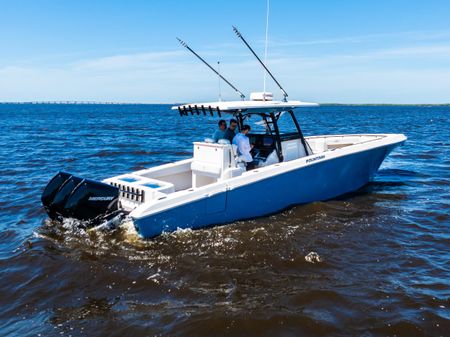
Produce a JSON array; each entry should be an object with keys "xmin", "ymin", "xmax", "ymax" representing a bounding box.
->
[{"xmin": 1, "ymin": 0, "xmax": 449, "ymax": 103}]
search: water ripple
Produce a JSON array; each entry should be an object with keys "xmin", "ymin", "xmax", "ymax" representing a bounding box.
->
[{"xmin": 0, "ymin": 104, "xmax": 448, "ymax": 336}]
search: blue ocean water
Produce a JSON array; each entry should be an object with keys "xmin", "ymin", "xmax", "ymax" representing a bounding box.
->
[{"xmin": 0, "ymin": 104, "xmax": 448, "ymax": 336}]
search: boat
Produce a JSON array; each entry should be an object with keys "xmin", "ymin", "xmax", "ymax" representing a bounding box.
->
[
  {"xmin": 41, "ymin": 97, "xmax": 406, "ymax": 238},
  {"xmin": 40, "ymin": 27, "xmax": 407, "ymax": 239}
]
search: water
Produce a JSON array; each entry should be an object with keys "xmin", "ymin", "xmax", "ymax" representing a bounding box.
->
[{"xmin": 0, "ymin": 104, "xmax": 448, "ymax": 336}]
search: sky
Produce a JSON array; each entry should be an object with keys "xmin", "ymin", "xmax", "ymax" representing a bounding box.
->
[{"xmin": 0, "ymin": 0, "xmax": 449, "ymax": 103}]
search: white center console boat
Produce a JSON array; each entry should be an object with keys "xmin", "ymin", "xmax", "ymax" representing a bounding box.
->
[{"xmin": 40, "ymin": 27, "xmax": 406, "ymax": 238}]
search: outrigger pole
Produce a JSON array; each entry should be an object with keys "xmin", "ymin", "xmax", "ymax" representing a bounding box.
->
[
  {"xmin": 232, "ymin": 26, "xmax": 288, "ymax": 102},
  {"xmin": 177, "ymin": 38, "xmax": 246, "ymax": 100}
]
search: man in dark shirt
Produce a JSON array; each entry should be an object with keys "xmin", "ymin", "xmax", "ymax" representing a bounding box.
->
[{"xmin": 224, "ymin": 119, "xmax": 238, "ymax": 143}]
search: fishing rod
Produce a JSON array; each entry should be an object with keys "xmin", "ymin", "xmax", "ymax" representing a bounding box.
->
[
  {"xmin": 177, "ymin": 38, "xmax": 246, "ymax": 100},
  {"xmin": 232, "ymin": 26, "xmax": 288, "ymax": 102}
]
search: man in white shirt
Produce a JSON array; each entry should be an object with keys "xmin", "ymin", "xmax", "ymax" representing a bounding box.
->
[{"xmin": 232, "ymin": 124, "xmax": 256, "ymax": 170}]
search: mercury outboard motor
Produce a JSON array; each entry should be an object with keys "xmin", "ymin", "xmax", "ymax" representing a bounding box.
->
[
  {"xmin": 47, "ymin": 175, "xmax": 84, "ymax": 219},
  {"xmin": 41, "ymin": 171, "xmax": 73, "ymax": 217},
  {"xmin": 63, "ymin": 178, "xmax": 120, "ymax": 221},
  {"xmin": 42, "ymin": 171, "xmax": 122, "ymax": 226}
]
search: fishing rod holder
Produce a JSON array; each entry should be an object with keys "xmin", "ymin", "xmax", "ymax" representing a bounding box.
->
[{"xmin": 178, "ymin": 105, "xmax": 222, "ymax": 117}]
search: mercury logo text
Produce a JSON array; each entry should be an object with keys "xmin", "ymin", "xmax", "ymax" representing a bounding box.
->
[{"xmin": 88, "ymin": 196, "xmax": 115, "ymax": 201}]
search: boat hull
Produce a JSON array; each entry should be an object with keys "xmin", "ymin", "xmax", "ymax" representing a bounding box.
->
[{"xmin": 133, "ymin": 143, "xmax": 399, "ymax": 238}]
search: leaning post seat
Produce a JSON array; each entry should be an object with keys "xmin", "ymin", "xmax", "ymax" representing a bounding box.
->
[{"xmin": 191, "ymin": 142, "xmax": 245, "ymax": 188}]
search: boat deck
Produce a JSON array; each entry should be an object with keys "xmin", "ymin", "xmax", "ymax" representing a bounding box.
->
[{"xmin": 103, "ymin": 134, "xmax": 390, "ymax": 212}]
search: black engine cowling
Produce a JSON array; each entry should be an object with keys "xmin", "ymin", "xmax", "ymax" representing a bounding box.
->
[
  {"xmin": 63, "ymin": 178, "xmax": 119, "ymax": 221},
  {"xmin": 42, "ymin": 172, "xmax": 120, "ymax": 224},
  {"xmin": 48, "ymin": 175, "xmax": 84, "ymax": 219},
  {"xmin": 41, "ymin": 171, "xmax": 72, "ymax": 209}
]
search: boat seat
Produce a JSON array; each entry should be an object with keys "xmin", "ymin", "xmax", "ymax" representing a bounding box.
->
[
  {"xmin": 191, "ymin": 161, "xmax": 222, "ymax": 178},
  {"xmin": 191, "ymin": 142, "xmax": 225, "ymax": 187},
  {"xmin": 191, "ymin": 142, "xmax": 243, "ymax": 187}
]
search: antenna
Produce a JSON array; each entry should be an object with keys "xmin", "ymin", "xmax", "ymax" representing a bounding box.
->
[
  {"xmin": 263, "ymin": 0, "xmax": 270, "ymax": 96},
  {"xmin": 217, "ymin": 61, "xmax": 223, "ymax": 101},
  {"xmin": 177, "ymin": 38, "xmax": 246, "ymax": 100},
  {"xmin": 232, "ymin": 26, "xmax": 288, "ymax": 102}
]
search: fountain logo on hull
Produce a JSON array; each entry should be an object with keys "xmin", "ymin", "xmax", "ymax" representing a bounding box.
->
[{"xmin": 306, "ymin": 155, "xmax": 325, "ymax": 164}]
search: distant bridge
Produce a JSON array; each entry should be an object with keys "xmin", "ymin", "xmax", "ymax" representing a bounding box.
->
[{"xmin": 0, "ymin": 101, "xmax": 154, "ymax": 105}]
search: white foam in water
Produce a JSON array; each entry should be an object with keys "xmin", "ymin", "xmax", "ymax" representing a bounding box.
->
[
  {"xmin": 61, "ymin": 218, "xmax": 89, "ymax": 237},
  {"xmin": 173, "ymin": 227, "xmax": 194, "ymax": 236},
  {"xmin": 146, "ymin": 272, "xmax": 162, "ymax": 284},
  {"xmin": 119, "ymin": 217, "xmax": 142, "ymax": 243},
  {"xmin": 305, "ymin": 251, "xmax": 323, "ymax": 264}
]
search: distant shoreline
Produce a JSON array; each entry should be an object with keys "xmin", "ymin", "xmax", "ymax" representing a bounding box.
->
[
  {"xmin": 0, "ymin": 101, "xmax": 449, "ymax": 106},
  {"xmin": 320, "ymin": 103, "xmax": 450, "ymax": 106}
]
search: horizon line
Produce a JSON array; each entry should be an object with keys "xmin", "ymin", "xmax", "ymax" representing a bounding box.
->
[{"xmin": 0, "ymin": 101, "xmax": 449, "ymax": 106}]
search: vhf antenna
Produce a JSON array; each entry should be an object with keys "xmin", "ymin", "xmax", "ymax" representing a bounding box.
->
[
  {"xmin": 177, "ymin": 38, "xmax": 246, "ymax": 100},
  {"xmin": 217, "ymin": 61, "xmax": 222, "ymax": 101},
  {"xmin": 232, "ymin": 26, "xmax": 288, "ymax": 102}
]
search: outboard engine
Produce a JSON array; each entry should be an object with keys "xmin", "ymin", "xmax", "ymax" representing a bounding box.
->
[
  {"xmin": 41, "ymin": 171, "xmax": 73, "ymax": 217},
  {"xmin": 63, "ymin": 178, "xmax": 120, "ymax": 221},
  {"xmin": 42, "ymin": 171, "xmax": 122, "ymax": 226},
  {"xmin": 47, "ymin": 175, "xmax": 84, "ymax": 219}
]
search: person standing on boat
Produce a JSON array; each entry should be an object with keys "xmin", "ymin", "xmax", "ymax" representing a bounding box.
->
[
  {"xmin": 233, "ymin": 125, "xmax": 256, "ymax": 170},
  {"xmin": 212, "ymin": 119, "xmax": 227, "ymax": 142},
  {"xmin": 224, "ymin": 119, "xmax": 238, "ymax": 143}
]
